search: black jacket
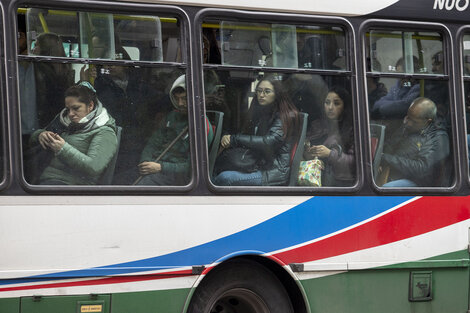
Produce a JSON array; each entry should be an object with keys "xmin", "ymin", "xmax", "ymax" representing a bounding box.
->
[
  {"xmin": 231, "ymin": 115, "xmax": 293, "ymax": 186},
  {"xmin": 382, "ymin": 122, "xmax": 450, "ymax": 186}
]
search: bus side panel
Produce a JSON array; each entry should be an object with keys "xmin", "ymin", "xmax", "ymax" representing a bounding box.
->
[
  {"xmin": 0, "ymin": 289, "xmax": 190, "ymax": 313},
  {"xmin": 0, "ymin": 298, "xmax": 19, "ymax": 313},
  {"xmin": 299, "ymin": 250, "xmax": 470, "ymax": 313},
  {"xmin": 111, "ymin": 289, "xmax": 190, "ymax": 313}
]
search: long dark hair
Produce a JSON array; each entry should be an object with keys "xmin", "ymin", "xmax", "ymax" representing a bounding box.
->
[
  {"xmin": 243, "ymin": 76, "xmax": 299, "ymax": 139},
  {"xmin": 322, "ymin": 86, "xmax": 353, "ymax": 145}
]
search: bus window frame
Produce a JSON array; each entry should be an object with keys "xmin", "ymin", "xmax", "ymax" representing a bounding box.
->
[
  {"xmin": 0, "ymin": 1, "xmax": 9, "ymax": 192},
  {"xmin": 456, "ymin": 25, "xmax": 470, "ymax": 189},
  {"xmin": 360, "ymin": 19, "xmax": 459, "ymax": 194},
  {"xmin": 14, "ymin": 1, "xmax": 198, "ymax": 194},
  {"xmin": 195, "ymin": 8, "xmax": 363, "ymax": 194}
]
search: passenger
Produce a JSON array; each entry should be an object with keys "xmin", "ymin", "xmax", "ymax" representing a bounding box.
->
[
  {"xmin": 303, "ymin": 86, "xmax": 355, "ymax": 186},
  {"xmin": 380, "ymin": 97, "xmax": 450, "ymax": 187},
  {"xmin": 213, "ymin": 76, "xmax": 299, "ymax": 186},
  {"xmin": 284, "ymin": 73, "xmax": 328, "ymax": 124},
  {"xmin": 80, "ymin": 55, "xmax": 155, "ymax": 183},
  {"xmin": 18, "ymin": 14, "xmax": 39, "ymax": 137},
  {"xmin": 367, "ymin": 59, "xmax": 387, "ymax": 110},
  {"xmin": 136, "ymin": 75, "xmax": 214, "ymax": 185},
  {"xmin": 204, "ymin": 70, "xmax": 232, "ymax": 132},
  {"xmin": 29, "ymin": 83, "xmax": 118, "ymax": 185},
  {"xmin": 424, "ymin": 51, "xmax": 450, "ymax": 129},
  {"xmin": 33, "ymin": 33, "xmax": 75, "ymax": 128},
  {"xmin": 371, "ymin": 56, "xmax": 420, "ymax": 120}
]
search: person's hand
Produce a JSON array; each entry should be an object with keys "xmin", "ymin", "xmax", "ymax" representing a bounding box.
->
[
  {"xmin": 38, "ymin": 131, "xmax": 58, "ymax": 150},
  {"xmin": 220, "ymin": 135, "xmax": 231, "ymax": 149},
  {"xmin": 47, "ymin": 133, "xmax": 65, "ymax": 153},
  {"xmin": 138, "ymin": 162, "xmax": 161, "ymax": 175},
  {"xmin": 80, "ymin": 65, "xmax": 97, "ymax": 82},
  {"xmin": 310, "ymin": 145, "xmax": 331, "ymax": 158},
  {"xmin": 304, "ymin": 145, "xmax": 316, "ymax": 160}
]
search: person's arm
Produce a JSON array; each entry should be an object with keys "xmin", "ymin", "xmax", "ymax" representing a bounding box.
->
[
  {"xmin": 230, "ymin": 118, "xmax": 285, "ymax": 157},
  {"xmin": 56, "ymin": 127, "xmax": 118, "ymax": 177},
  {"xmin": 29, "ymin": 128, "xmax": 46, "ymax": 145},
  {"xmin": 139, "ymin": 126, "xmax": 190, "ymax": 175},
  {"xmin": 374, "ymin": 84, "xmax": 420, "ymax": 118},
  {"xmin": 327, "ymin": 143, "xmax": 355, "ymax": 179},
  {"xmin": 160, "ymin": 157, "xmax": 190, "ymax": 175},
  {"xmin": 140, "ymin": 129, "xmax": 164, "ymax": 163},
  {"xmin": 382, "ymin": 132, "xmax": 449, "ymax": 179}
]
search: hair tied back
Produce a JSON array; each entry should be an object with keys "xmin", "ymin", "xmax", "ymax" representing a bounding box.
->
[{"xmin": 78, "ymin": 81, "xmax": 96, "ymax": 93}]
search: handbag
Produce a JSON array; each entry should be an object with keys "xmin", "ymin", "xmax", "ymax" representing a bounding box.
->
[
  {"xmin": 214, "ymin": 147, "xmax": 259, "ymax": 174},
  {"xmin": 297, "ymin": 158, "xmax": 324, "ymax": 187}
]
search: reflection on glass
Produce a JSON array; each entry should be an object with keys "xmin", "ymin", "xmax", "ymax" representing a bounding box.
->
[
  {"xmin": 24, "ymin": 8, "xmax": 170, "ymax": 62},
  {"xmin": 207, "ymin": 21, "xmax": 346, "ymax": 70},
  {"xmin": 368, "ymin": 30, "xmax": 444, "ymax": 75},
  {"xmin": 463, "ymin": 35, "xmax": 470, "ymax": 76}
]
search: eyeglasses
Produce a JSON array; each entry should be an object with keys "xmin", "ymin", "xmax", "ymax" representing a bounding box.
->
[{"xmin": 255, "ymin": 88, "xmax": 274, "ymax": 95}]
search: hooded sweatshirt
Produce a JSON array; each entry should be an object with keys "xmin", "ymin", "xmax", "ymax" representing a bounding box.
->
[{"xmin": 140, "ymin": 75, "xmax": 214, "ymax": 179}]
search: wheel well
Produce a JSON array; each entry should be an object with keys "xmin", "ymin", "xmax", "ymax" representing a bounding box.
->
[{"xmin": 197, "ymin": 255, "xmax": 307, "ymax": 313}]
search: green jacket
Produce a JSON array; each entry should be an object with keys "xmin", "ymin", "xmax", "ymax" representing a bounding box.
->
[
  {"xmin": 140, "ymin": 111, "xmax": 214, "ymax": 176},
  {"xmin": 31, "ymin": 118, "xmax": 118, "ymax": 185}
]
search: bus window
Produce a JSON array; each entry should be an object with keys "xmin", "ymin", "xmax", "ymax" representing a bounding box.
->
[
  {"xmin": 208, "ymin": 21, "xmax": 346, "ymax": 70},
  {"xmin": 366, "ymin": 29, "xmax": 453, "ymax": 188},
  {"xmin": 462, "ymin": 34, "xmax": 470, "ymax": 176},
  {"xmin": 18, "ymin": 8, "xmax": 187, "ymax": 187},
  {"xmin": 203, "ymin": 20, "xmax": 356, "ymax": 187}
]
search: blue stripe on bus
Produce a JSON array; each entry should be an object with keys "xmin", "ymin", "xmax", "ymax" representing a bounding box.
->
[{"xmin": 1, "ymin": 196, "xmax": 412, "ymax": 284}]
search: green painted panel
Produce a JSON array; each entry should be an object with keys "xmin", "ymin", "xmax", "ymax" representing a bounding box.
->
[
  {"xmin": 111, "ymin": 288, "xmax": 190, "ymax": 313},
  {"xmin": 21, "ymin": 294, "xmax": 110, "ymax": 313},
  {"xmin": 426, "ymin": 250, "xmax": 469, "ymax": 261},
  {"xmin": 379, "ymin": 250, "xmax": 470, "ymax": 270},
  {"xmin": 0, "ymin": 298, "xmax": 20, "ymax": 313},
  {"xmin": 301, "ymin": 267, "xmax": 469, "ymax": 313}
]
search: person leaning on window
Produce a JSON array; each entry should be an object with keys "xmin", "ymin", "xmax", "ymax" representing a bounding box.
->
[
  {"xmin": 371, "ymin": 56, "xmax": 420, "ymax": 120},
  {"xmin": 29, "ymin": 83, "xmax": 118, "ymax": 185},
  {"xmin": 379, "ymin": 97, "xmax": 450, "ymax": 187},
  {"xmin": 303, "ymin": 86, "xmax": 355, "ymax": 186},
  {"xmin": 213, "ymin": 76, "xmax": 300, "ymax": 186}
]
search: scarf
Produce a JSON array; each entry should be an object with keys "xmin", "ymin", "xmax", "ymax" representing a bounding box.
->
[{"xmin": 58, "ymin": 100, "xmax": 110, "ymax": 134}]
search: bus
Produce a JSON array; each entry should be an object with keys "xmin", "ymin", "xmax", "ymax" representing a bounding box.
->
[{"xmin": 1, "ymin": 0, "xmax": 470, "ymax": 312}]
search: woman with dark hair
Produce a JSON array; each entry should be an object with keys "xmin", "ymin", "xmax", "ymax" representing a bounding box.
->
[
  {"xmin": 214, "ymin": 76, "xmax": 299, "ymax": 186},
  {"xmin": 29, "ymin": 83, "xmax": 118, "ymax": 185},
  {"xmin": 303, "ymin": 86, "xmax": 355, "ymax": 186}
]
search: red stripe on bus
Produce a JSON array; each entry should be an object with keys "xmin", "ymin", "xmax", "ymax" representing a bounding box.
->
[
  {"xmin": 0, "ymin": 270, "xmax": 193, "ymax": 292},
  {"xmin": 273, "ymin": 197, "xmax": 470, "ymax": 263}
]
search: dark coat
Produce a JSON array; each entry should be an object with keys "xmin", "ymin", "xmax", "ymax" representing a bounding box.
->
[
  {"xmin": 304, "ymin": 119, "xmax": 355, "ymax": 186},
  {"xmin": 230, "ymin": 112, "xmax": 293, "ymax": 186},
  {"xmin": 383, "ymin": 122, "xmax": 450, "ymax": 186}
]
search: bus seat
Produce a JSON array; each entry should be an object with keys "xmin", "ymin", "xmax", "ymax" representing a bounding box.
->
[
  {"xmin": 370, "ymin": 123, "xmax": 386, "ymax": 180},
  {"xmin": 99, "ymin": 126, "xmax": 122, "ymax": 185},
  {"xmin": 207, "ymin": 110, "xmax": 224, "ymax": 178},
  {"xmin": 288, "ymin": 112, "xmax": 308, "ymax": 186}
]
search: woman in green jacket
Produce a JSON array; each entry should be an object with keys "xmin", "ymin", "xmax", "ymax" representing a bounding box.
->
[{"xmin": 31, "ymin": 83, "xmax": 118, "ymax": 185}]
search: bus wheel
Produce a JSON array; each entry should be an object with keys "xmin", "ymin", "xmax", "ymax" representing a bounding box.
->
[{"xmin": 188, "ymin": 258, "xmax": 294, "ymax": 313}]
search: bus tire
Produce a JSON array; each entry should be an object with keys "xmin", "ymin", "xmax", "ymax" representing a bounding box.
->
[{"xmin": 187, "ymin": 258, "xmax": 294, "ymax": 313}]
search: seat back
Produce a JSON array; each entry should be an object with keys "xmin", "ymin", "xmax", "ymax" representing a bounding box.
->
[
  {"xmin": 206, "ymin": 110, "xmax": 224, "ymax": 178},
  {"xmin": 370, "ymin": 123, "xmax": 386, "ymax": 180},
  {"xmin": 288, "ymin": 112, "xmax": 308, "ymax": 186},
  {"xmin": 98, "ymin": 126, "xmax": 122, "ymax": 185}
]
